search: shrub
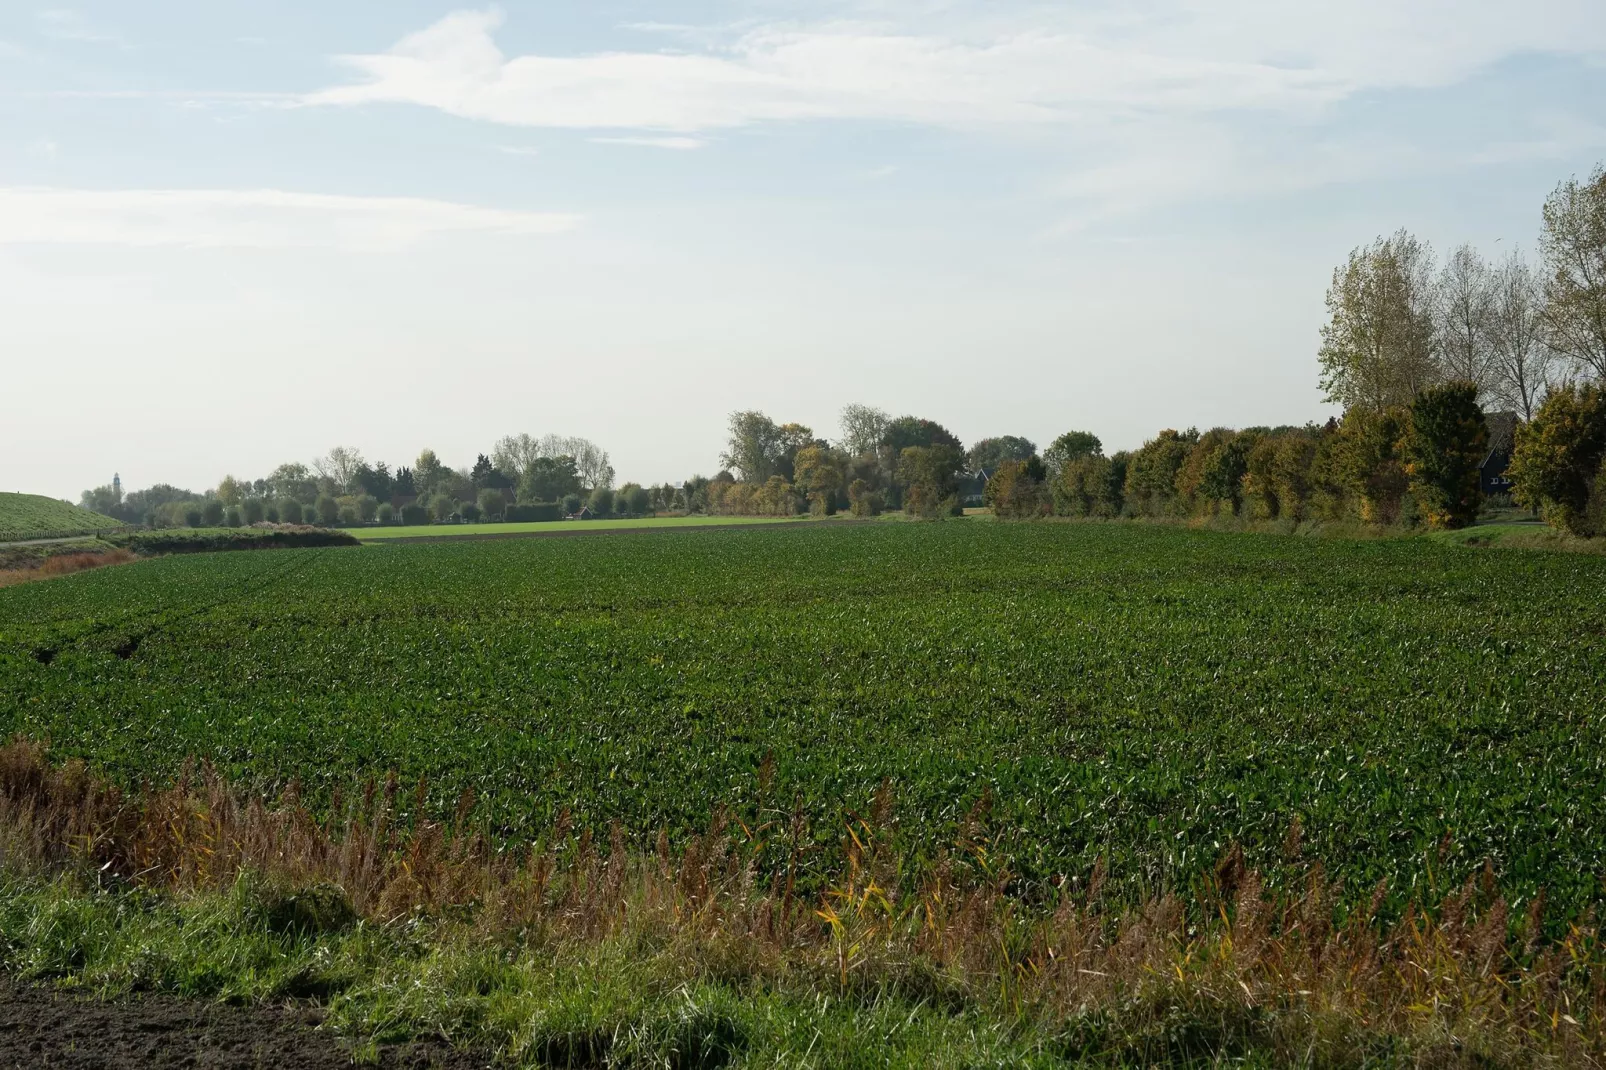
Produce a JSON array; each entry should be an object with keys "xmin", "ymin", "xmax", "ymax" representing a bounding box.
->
[
  {"xmin": 460, "ymin": 503, "xmax": 482, "ymax": 523},
  {"xmin": 201, "ymin": 500, "xmax": 225, "ymax": 527},
  {"xmin": 1245, "ymin": 433, "xmax": 1318, "ymax": 522},
  {"xmin": 588, "ymin": 488, "xmax": 615, "ymax": 516},
  {"xmin": 1404, "ymin": 382, "xmax": 1488, "ymax": 530},
  {"xmin": 430, "ymin": 495, "xmax": 456, "ymax": 522},
  {"xmin": 184, "ymin": 506, "xmax": 204, "ymax": 528},
  {"xmin": 1196, "ymin": 433, "xmax": 1254, "ymax": 516},
  {"xmin": 1509, "ymin": 383, "xmax": 1606, "ymax": 537},
  {"xmin": 1331, "ymin": 408, "xmax": 1411, "ymax": 525},
  {"xmin": 897, "ymin": 445, "xmax": 963, "ymax": 519},
  {"xmin": 504, "ymin": 503, "xmax": 562, "ymax": 523},
  {"xmin": 223, "ymin": 506, "xmax": 242, "ymax": 528},
  {"xmin": 1055, "ymin": 454, "xmax": 1126, "ymax": 518},
  {"xmin": 986, "ymin": 458, "xmax": 1051, "ymax": 519},
  {"xmin": 753, "ymin": 476, "xmax": 800, "ymax": 516},
  {"xmin": 357, "ymin": 495, "xmax": 380, "ymax": 522},
  {"xmin": 477, "ymin": 488, "xmax": 505, "ymax": 521},
  {"xmin": 106, "ymin": 528, "xmax": 360, "ymax": 554},
  {"xmin": 399, "ymin": 503, "xmax": 429, "ymax": 526},
  {"xmin": 337, "ymin": 504, "xmax": 359, "ymax": 526},
  {"xmin": 848, "ymin": 479, "xmax": 882, "ymax": 517},
  {"xmin": 315, "ymin": 496, "xmax": 340, "ymax": 525},
  {"xmin": 376, "ymin": 503, "xmax": 395, "ymax": 524},
  {"xmin": 1124, "ymin": 429, "xmax": 1197, "ymax": 516},
  {"xmin": 623, "ymin": 485, "xmax": 652, "ymax": 516},
  {"xmin": 242, "ymin": 499, "xmax": 265, "ymax": 525},
  {"xmin": 562, "ymin": 493, "xmax": 583, "ymax": 516}
]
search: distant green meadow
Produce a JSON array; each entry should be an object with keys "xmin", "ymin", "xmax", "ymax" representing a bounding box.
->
[
  {"xmin": 3, "ymin": 521, "xmax": 1605, "ymax": 916},
  {"xmin": 356, "ymin": 514, "xmax": 818, "ymax": 541}
]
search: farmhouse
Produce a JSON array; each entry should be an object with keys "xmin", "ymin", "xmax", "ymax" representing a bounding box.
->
[{"xmin": 1480, "ymin": 411, "xmax": 1519, "ymax": 497}]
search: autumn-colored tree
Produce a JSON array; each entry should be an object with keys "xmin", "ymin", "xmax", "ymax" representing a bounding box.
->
[
  {"xmin": 793, "ymin": 445, "xmax": 846, "ymax": 515},
  {"xmin": 1539, "ymin": 165, "xmax": 1606, "ymax": 381},
  {"xmin": 1123, "ymin": 429, "xmax": 1198, "ymax": 516},
  {"xmin": 985, "ymin": 457, "xmax": 1050, "ymax": 519},
  {"xmin": 1318, "ymin": 231, "xmax": 1440, "ymax": 412},
  {"xmin": 1508, "ymin": 383, "xmax": 1606, "ymax": 536},
  {"xmin": 1245, "ymin": 433, "xmax": 1318, "ymax": 521},
  {"xmin": 1332, "ymin": 408, "xmax": 1411, "ymax": 524},
  {"xmin": 898, "ymin": 445, "xmax": 964, "ymax": 519}
]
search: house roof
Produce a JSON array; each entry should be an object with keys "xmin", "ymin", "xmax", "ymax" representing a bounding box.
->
[{"xmin": 1486, "ymin": 411, "xmax": 1518, "ymax": 455}]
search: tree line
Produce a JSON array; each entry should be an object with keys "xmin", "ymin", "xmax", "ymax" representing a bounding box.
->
[
  {"xmin": 79, "ymin": 164, "xmax": 1606, "ymax": 538},
  {"xmin": 707, "ymin": 164, "xmax": 1606, "ymax": 537},
  {"xmin": 81, "ymin": 435, "xmax": 630, "ymax": 529}
]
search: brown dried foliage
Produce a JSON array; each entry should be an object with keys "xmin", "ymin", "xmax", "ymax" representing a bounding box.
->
[
  {"xmin": 1, "ymin": 738, "xmax": 1602, "ymax": 1064},
  {"xmin": 0, "ymin": 549, "xmax": 136, "ymax": 588}
]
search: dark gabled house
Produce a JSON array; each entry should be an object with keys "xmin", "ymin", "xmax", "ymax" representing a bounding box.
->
[{"xmin": 1481, "ymin": 411, "xmax": 1519, "ymax": 497}]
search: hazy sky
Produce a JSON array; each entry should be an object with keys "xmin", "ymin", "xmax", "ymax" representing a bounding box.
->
[{"xmin": 4, "ymin": 2, "xmax": 1605, "ymax": 499}]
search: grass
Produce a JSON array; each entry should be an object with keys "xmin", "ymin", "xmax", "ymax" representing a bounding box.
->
[
  {"xmin": 2, "ymin": 739, "xmax": 1600, "ymax": 1067},
  {"xmin": 0, "ymin": 492, "xmax": 122, "ymax": 541},
  {"xmin": 5, "ymin": 521, "xmax": 1606, "ymax": 927},
  {"xmin": 1425, "ymin": 520, "xmax": 1606, "ymax": 554},
  {"xmin": 356, "ymin": 514, "xmax": 823, "ymax": 541}
]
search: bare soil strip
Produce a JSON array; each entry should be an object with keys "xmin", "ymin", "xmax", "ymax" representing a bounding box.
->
[{"xmin": 0, "ymin": 979, "xmax": 488, "ymax": 1070}]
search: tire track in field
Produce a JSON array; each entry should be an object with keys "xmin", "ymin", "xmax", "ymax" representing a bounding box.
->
[{"xmin": 24, "ymin": 548, "xmax": 330, "ymax": 664}]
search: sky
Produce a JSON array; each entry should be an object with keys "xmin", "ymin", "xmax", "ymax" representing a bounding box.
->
[{"xmin": 3, "ymin": 2, "xmax": 1605, "ymax": 500}]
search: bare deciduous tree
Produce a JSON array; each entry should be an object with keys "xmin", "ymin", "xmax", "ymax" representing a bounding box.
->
[
  {"xmin": 836, "ymin": 404, "xmax": 891, "ymax": 458},
  {"xmin": 1540, "ymin": 165, "xmax": 1606, "ymax": 381},
  {"xmin": 312, "ymin": 446, "xmax": 365, "ymax": 491},
  {"xmin": 1487, "ymin": 249, "xmax": 1556, "ymax": 421},
  {"xmin": 1318, "ymin": 230, "xmax": 1440, "ymax": 412},
  {"xmin": 1435, "ymin": 244, "xmax": 1494, "ymax": 398},
  {"xmin": 534, "ymin": 435, "xmax": 614, "ymax": 491},
  {"xmin": 491, "ymin": 434, "xmax": 542, "ymax": 482}
]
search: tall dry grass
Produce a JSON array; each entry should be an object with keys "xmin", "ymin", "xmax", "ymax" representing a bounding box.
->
[
  {"xmin": 1, "ymin": 738, "xmax": 1601, "ymax": 1064},
  {"xmin": 0, "ymin": 548, "xmax": 136, "ymax": 588}
]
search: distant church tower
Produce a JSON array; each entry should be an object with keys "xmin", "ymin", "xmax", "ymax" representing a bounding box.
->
[{"xmin": 112, "ymin": 473, "xmax": 122, "ymax": 499}]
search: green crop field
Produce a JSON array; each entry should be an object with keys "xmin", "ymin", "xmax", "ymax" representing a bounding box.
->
[
  {"xmin": 3, "ymin": 522, "xmax": 1605, "ymax": 916},
  {"xmin": 0, "ymin": 492, "xmax": 122, "ymax": 541}
]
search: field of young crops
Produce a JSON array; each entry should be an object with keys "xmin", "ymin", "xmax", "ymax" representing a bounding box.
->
[
  {"xmin": 0, "ymin": 492, "xmax": 122, "ymax": 541},
  {"xmin": 2, "ymin": 522, "xmax": 1604, "ymax": 915}
]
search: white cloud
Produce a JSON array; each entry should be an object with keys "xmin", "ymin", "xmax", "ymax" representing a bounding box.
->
[
  {"xmin": 0, "ymin": 188, "xmax": 581, "ymax": 250},
  {"xmin": 306, "ymin": 5, "xmax": 1606, "ymax": 134},
  {"xmin": 590, "ymin": 136, "xmax": 707, "ymax": 149},
  {"xmin": 496, "ymin": 145, "xmax": 541, "ymax": 156},
  {"xmin": 303, "ymin": 9, "xmax": 1349, "ymax": 132}
]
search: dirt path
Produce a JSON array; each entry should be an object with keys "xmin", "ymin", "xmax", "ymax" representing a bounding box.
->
[
  {"xmin": 0, "ymin": 979, "xmax": 489, "ymax": 1069},
  {"xmin": 0, "ymin": 535, "xmax": 110, "ymax": 549}
]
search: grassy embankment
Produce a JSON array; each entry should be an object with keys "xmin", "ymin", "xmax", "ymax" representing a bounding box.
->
[{"xmin": 0, "ymin": 492, "xmax": 122, "ymax": 541}]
